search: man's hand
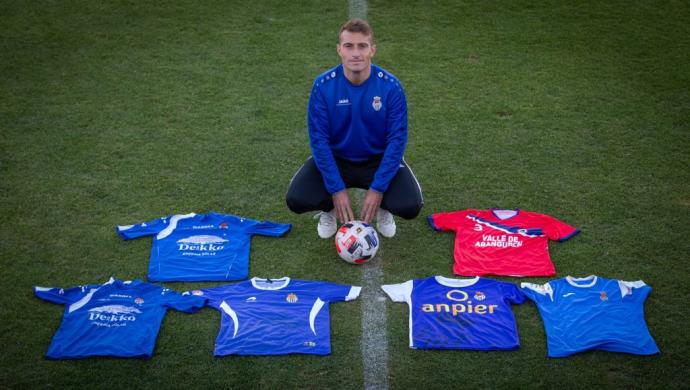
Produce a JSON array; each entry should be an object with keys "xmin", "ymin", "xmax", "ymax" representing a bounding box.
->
[
  {"xmin": 332, "ymin": 190, "xmax": 355, "ymax": 224},
  {"xmin": 360, "ymin": 189, "xmax": 383, "ymax": 224}
]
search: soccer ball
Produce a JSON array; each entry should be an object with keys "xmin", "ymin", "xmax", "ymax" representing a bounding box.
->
[{"xmin": 334, "ymin": 221, "xmax": 379, "ymax": 264}]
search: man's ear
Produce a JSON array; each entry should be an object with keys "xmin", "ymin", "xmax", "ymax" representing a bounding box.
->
[{"xmin": 370, "ymin": 44, "xmax": 376, "ymax": 58}]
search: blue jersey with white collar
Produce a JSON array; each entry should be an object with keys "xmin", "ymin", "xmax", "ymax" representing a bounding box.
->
[
  {"xmin": 382, "ymin": 276, "xmax": 526, "ymax": 350},
  {"xmin": 521, "ymin": 276, "xmax": 660, "ymax": 358},
  {"xmin": 117, "ymin": 212, "xmax": 291, "ymax": 282},
  {"xmin": 189, "ymin": 277, "xmax": 361, "ymax": 356},
  {"xmin": 34, "ymin": 278, "xmax": 205, "ymax": 359},
  {"xmin": 308, "ymin": 64, "xmax": 408, "ymax": 194}
]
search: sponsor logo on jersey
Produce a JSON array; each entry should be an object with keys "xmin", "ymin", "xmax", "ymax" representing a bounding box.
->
[
  {"xmin": 177, "ymin": 235, "xmax": 228, "ymax": 252},
  {"xmin": 372, "ymin": 96, "xmax": 382, "ymax": 111},
  {"xmin": 475, "ymin": 234, "xmax": 524, "ymax": 248},
  {"xmin": 337, "ymin": 98, "xmax": 350, "ymax": 106},
  {"xmin": 474, "ymin": 291, "xmax": 486, "ymax": 301},
  {"xmin": 88, "ymin": 305, "xmax": 141, "ymax": 323},
  {"xmin": 134, "ymin": 297, "xmax": 144, "ymax": 305},
  {"xmin": 421, "ymin": 289, "xmax": 498, "ymax": 316},
  {"xmin": 600, "ymin": 291, "xmax": 608, "ymax": 301},
  {"xmin": 286, "ymin": 293, "xmax": 298, "ymax": 303},
  {"xmin": 303, "ymin": 341, "xmax": 316, "ymax": 347},
  {"xmin": 219, "ymin": 222, "xmax": 228, "ymax": 229},
  {"xmin": 192, "ymin": 290, "xmax": 204, "ymax": 296},
  {"xmin": 89, "ymin": 305, "xmax": 141, "ymax": 314}
]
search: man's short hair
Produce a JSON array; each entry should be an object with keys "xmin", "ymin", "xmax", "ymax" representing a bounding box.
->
[{"xmin": 338, "ymin": 19, "xmax": 375, "ymax": 44}]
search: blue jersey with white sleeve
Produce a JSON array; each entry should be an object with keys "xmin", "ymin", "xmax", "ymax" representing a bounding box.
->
[
  {"xmin": 521, "ymin": 275, "xmax": 660, "ymax": 358},
  {"xmin": 116, "ymin": 212, "xmax": 291, "ymax": 282},
  {"xmin": 34, "ymin": 277, "xmax": 205, "ymax": 359},
  {"xmin": 382, "ymin": 276, "xmax": 525, "ymax": 350},
  {"xmin": 188, "ymin": 277, "xmax": 361, "ymax": 356},
  {"xmin": 308, "ymin": 64, "xmax": 408, "ymax": 194}
]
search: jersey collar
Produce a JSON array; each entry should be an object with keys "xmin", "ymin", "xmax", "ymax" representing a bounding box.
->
[
  {"xmin": 435, "ymin": 276, "xmax": 480, "ymax": 288},
  {"xmin": 251, "ymin": 277, "xmax": 290, "ymax": 290},
  {"xmin": 491, "ymin": 209, "xmax": 520, "ymax": 220},
  {"xmin": 566, "ymin": 275, "xmax": 598, "ymax": 288}
]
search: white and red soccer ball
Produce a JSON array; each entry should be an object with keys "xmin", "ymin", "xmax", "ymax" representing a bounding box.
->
[{"xmin": 335, "ymin": 221, "xmax": 379, "ymax": 264}]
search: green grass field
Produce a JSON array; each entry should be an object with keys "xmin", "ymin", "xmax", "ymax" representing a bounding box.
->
[{"xmin": 1, "ymin": 0, "xmax": 688, "ymax": 388}]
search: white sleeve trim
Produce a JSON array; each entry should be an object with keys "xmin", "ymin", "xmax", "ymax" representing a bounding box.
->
[
  {"xmin": 117, "ymin": 225, "xmax": 134, "ymax": 231},
  {"xmin": 381, "ymin": 280, "xmax": 413, "ymax": 303},
  {"xmin": 34, "ymin": 286, "xmax": 52, "ymax": 292},
  {"xmin": 346, "ymin": 286, "xmax": 362, "ymax": 301},
  {"xmin": 521, "ymin": 282, "xmax": 554, "ymax": 301},
  {"xmin": 618, "ymin": 280, "xmax": 646, "ymax": 297}
]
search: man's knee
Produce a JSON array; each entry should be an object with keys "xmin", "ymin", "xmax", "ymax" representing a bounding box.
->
[
  {"xmin": 285, "ymin": 191, "xmax": 302, "ymax": 214},
  {"xmin": 393, "ymin": 199, "xmax": 423, "ymax": 220},
  {"xmin": 286, "ymin": 182, "xmax": 331, "ymax": 214}
]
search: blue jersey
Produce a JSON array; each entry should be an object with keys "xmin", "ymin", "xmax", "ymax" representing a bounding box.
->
[
  {"xmin": 308, "ymin": 64, "xmax": 408, "ymax": 194},
  {"xmin": 117, "ymin": 212, "xmax": 291, "ymax": 282},
  {"xmin": 34, "ymin": 278, "xmax": 205, "ymax": 359},
  {"xmin": 382, "ymin": 276, "xmax": 525, "ymax": 350},
  {"xmin": 188, "ymin": 277, "xmax": 361, "ymax": 356},
  {"xmin": 521, "ymin": 276, "xmax": 660, "ymax": 358}
]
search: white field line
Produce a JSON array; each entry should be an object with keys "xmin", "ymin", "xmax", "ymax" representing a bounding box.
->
[{"xmin": 353, "ymin": 186, "xmax": 389, "ymax": 388}]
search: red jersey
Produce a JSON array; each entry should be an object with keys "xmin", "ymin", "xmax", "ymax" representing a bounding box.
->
[{"xmin": 428, "ymin": 209, "xmax": 579, "ymax": 277}]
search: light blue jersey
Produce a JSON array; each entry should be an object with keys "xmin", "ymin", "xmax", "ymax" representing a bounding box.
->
[
  {"xmin": 382, "ymin": 276, "xmax": 526, "ymax": 350},
  {"xmin": 188, "ymin": 277, "xmax": 360, "ymax": 356},
  {"xmin": 308, "ymin": 64, "xmax": 408, "ymax": 194},
  {"xmin": 117, "ymin": 212, "xmax": 291, "ymax": 282},
  {"xmin": 522, "ymin": 275, "xmax": 660, "ymax": 358},
  {"xmin": 34, "ymin": 278, "xmax": 205, "ymax": 359}
]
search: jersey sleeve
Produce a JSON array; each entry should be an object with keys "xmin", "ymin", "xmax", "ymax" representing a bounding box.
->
[
  {"xmin": 370, "ymin": 84, "xmax": 408, "ymax": 193},
  {"xmin": 520, "ymin": 282, "xmax": 554, "ymax": 303},
  {"xmin": 381, "ymin": 280, "xmax": 413, "ymax": 303},
  {"xmin": 317, "ymin": 282, "xmax": 361, "ymax": 302},
  {"xmin": 308, "ymin": 82, "xmax": 346, "ymax": 194},
  {"xmin": 244, "ymin": 219, "xmax": 292, "ymax": 237},
  {"xmin": 116, "ymin": 215, "xmax": 172, "ymax": 240},
  {"xmin": 501, "ymin": 282, "xmax": 526, "ymax": 304},
  {"xmin": 34, "ymin": 284, "xmax": 91, "ymax": 305},
  {"xmin": 185, "ymin": 285, "xmax": 232, "ymax": 309},
  {"xmin": 427, "ymin": 210, "xmax": 468, "ymax": 232},
  {"xmin": 160, "ymin": 287, "xmax": 206, "ymax": 313},
  {"xmin": 618, "ymin": 280, "xmax": 651, "ymax": 299},
  {"xmin": 539, "ymin": 213, "xmax": 580, "ymax": 242}
]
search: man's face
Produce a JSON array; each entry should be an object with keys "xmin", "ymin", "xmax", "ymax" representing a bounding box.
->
[{"xmin": 337, "ymin": 31, "xmax": 376, "ymax": 74}]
